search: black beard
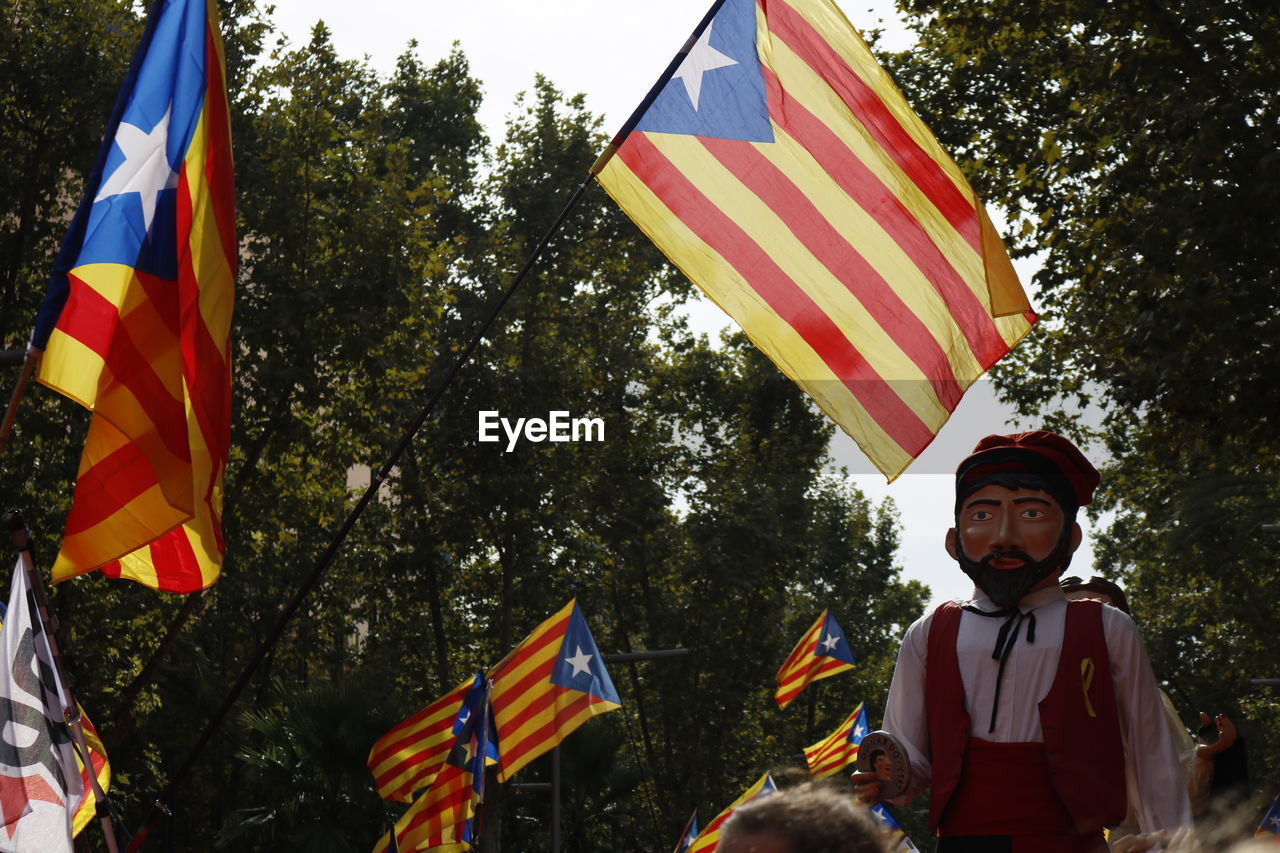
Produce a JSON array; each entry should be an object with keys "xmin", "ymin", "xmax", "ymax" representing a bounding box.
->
[{"xmin": 958, "ymin": 550, "xmax": 1055, "ymax": 610}]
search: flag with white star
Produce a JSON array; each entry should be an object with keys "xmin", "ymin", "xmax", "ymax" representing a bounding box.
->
[
  {"xmin": 672, "ymin": 809, "xmax": 699, "ymax": 853},
  {"xmin": 803, "ymin": 701, "xmax": 867, "ymax": 779},
  {"xmin": 487, "ymin": 600, "xmax": 621, "ymax": 782},
  {"xmin": 31, "ymin": 0, "xmax": 236, "ymax": 593},
  {"xmin": 774, "ymin": 609, "xmax": 855, "ymax": 709},
  {"xmin": 1256, "ymin": 794, "xmax": 1280, "ymax": 839},
  {"xmin": 595, "ymin": 0, "xmax": 1035, "ymax": 480},
  {"xmin": 686, "ymin": 774, "xmax": 777, "ymax": 853}
]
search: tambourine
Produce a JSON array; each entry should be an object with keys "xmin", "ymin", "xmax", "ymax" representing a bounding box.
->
[{"xmin": 855, "ymin": 730, "xmax": 911, "ymax": 799}]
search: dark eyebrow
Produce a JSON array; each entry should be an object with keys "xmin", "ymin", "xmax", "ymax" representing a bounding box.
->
[
  {"xmin": 1012, "ymin": 496, "xmax": 1053, "ymax": 506},
  {"xmin": 963, "ymin": 498, "xmax": 1001, "ymax": 509}
]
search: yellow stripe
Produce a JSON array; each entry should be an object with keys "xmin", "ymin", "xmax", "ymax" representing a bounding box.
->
[
  {"xmin": 766, "ymin": 36, "xmax": 993, "ymax": 320},
  {"xmin": 183, "ymin": 112, "xmax": 235, "ymax": 345},
  {"xmin": 785, "ymin": 0, "xmax": 974, "ymax": 205},
  {"xmin": 597, "ymin": 161, "xmax": 913, "ymax": 477}
]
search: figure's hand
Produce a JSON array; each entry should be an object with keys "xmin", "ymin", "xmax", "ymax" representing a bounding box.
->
[
  {"xmin": 1196, "ymin": 712, "xmax": 1237, "ymax": 758},
  {"xmin": 849, "ymin": 770, "xmax": 883, "ymax": 807}
]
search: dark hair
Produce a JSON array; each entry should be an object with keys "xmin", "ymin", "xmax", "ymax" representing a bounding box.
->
[
  {"xmin": 1060, "ymin": 576, "xmax": 1130, "ymax": 615},
  {"xmin": 721, "ymin": 782, "xmax": 888, "ymax": 853}
]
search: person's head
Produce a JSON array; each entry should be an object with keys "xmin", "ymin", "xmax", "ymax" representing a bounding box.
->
[
  {"xmin": 870, "ymin": 749, "xmax": 891, "ymax": 780},
  {"xmin": 947, "ymin": 431, "xmax": 1098, "ymax": 609},
  {"xmin": 1060, "ymin": 575, "xmax": 1130, "ymax": 614},
  {"xmin": 719, "ymin": 782, "xmax": 887, "ymax": 853}
]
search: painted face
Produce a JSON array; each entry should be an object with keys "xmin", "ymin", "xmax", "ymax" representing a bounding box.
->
[
  {"xmin": 873, "ymin": 752, "xmax": 892, "ymax": 781},
  {"xmin": 954, "ymin": 484, "xmax": 1067, "ymax": 566},
  {"xmin": 947, "ymin": 483, "xmax": 1081, "ymax": 609}
]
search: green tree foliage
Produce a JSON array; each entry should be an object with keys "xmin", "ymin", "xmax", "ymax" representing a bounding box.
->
[
  {"xmin": 886, "ymin": 0, "xmax": 1280, "ymax": 813},
  {"xmin": 0, "ymin": 3, "xmax": 926, "ymax": 850}
]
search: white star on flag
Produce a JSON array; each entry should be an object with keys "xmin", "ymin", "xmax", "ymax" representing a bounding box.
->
[
  {"xmin": 94, "ymin": 106, "xmax": 178, "ymax": 234},
  {"xmin": 673, "ymin": 20, "xmax": 737, "ymax": 111},
  {"xmin": 564, "ymin": 646, "xmax": 593, "ymax": 678},
  {"xmin": 819, "ymin": 633, "xmax": 841, "ymax": 652},
  {"xmin": 853, "ymin": 721, "xmax": 866, "ymax": 738}
]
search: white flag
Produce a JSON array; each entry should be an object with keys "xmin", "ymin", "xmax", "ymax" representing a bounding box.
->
[{"xmin": 0, "ymin": 559, "xmax": 82, "ymax": 851}]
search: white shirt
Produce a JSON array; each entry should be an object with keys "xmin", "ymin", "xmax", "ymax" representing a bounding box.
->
[{"xmin": 882, "ymin": 584, "xmax": 1192, "ymax": 834}]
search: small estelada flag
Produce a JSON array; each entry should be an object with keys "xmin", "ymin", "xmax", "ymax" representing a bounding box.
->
[
  {"xmin": 774, "ymin": 609, "xmax": 855, "ymax": 709},
  {"xmin": 672, "ymin": 809, "xmax": 699, "ymax": 853},
  {"xmin": 1256, "ymin": 794, "xmax": 1280, "ymax": 839},
  {"xmin": 687, "ymin": 774, "xmax": 777, "ymax": 853},
  {"xmin": 804, "ymin": 701, "xmax": 867, "ymax": 779}
]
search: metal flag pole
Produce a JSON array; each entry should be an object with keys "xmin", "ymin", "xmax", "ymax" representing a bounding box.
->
[
  {"xmin": 5, "ymin": 511, "xmax": 120, "ymax": 853},
  {"xmin": 125, "ymin": 174, "xmax": 599, "ymax": 851}
]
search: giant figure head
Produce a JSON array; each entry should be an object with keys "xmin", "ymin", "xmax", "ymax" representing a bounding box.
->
[{"xmin": 945, "ymin": 431, "xmax": 1099, "ymax": 609}]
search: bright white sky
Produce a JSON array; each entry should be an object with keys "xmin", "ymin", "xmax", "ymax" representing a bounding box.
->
[{"xmin": 266, "ymin": 0, "xmax": 1099, "ymax": 610}]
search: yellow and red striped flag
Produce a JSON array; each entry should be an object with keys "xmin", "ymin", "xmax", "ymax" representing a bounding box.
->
[
  {"xmin": 595, "ymin": 0, "xmax": 1035, "ymax": 480},
  {"xmin": 774, "ymin": 609, "xmax": 855, "ymax": 709},
  {"xmin": 32, "ymin": 0, "xmax": 236, "ymax": 592},
  {"xmin": 368, "ymin": 677, "xmax": 473, "ymax": 803},
  {"xmin": 488, "ymin": 600, "xmax": 621, "ymax": 782},
  {"xmin": 71, "ymin": 707, "xmax": 112, "ymax": 838},
  {"xmin": 803, "ymin": 701, "xmax": 867, "ymax": 779},
  {"xmin": 687, "ymin": 773, "xmax": 777, "ymax": 853},
  {"xmin": 371, "ymin": 761, "xmax": 474, "ymax": 853}
]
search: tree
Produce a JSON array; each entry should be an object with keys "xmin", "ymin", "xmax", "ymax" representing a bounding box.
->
[{"xmin": 886, "ymin": 0, "xmax": 1280, "ymax": 811}]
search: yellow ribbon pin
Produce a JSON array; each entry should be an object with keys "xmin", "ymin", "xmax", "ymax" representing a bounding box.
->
[{"xmin": 1081, "ymin": 657, "xmax": 1097, "ymax": 718}]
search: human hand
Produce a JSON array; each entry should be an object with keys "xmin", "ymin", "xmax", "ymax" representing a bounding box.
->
[
  {"xmin": 849, "ymin": 770, "xmax": 883, "ymax": 807},
  {"xmin": 1196, "ymin": 712, "xmax": 1237, "ymax": 757}
]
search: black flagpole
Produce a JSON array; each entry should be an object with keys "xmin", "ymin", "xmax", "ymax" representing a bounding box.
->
[{"xmin": 125, "ymin": 174, "xmax": 597, "ymax": 850}]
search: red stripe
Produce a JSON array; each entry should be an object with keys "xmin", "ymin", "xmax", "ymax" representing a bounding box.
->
[
  {"xmin": 500, "ymin": 692, "xmax": 596, "ymax": 772},
  {"xmin": 202, "ymin": 27, "xmax": 238, "ymax": 268},
  {"xmin": 759, "ymin": 66, "xmax": 1008, "ymax": 368},
  {"xmin": 143, "ymin": 527, "xmax": 204, "ymax": 592},
  {"xmin": 619, "ymin": 133, "xmax": 936, "ymax": 455},
  {"xmin": 766, "ymin": 0, "xmax": 981, "ymax": 253},
  {"xmin": 490, "ymin": 612, "xmax": 571, "ymax": 707},
  {"xmin": 701, "ymin": 137, "xmax": 965, "ymax": 410},
  {"xmin": 400, "ymin": 765, "xmax": 471, "ymax": 835},
  {"xmin": 64, "ymin": 442, "xmax": 159, "ymax": 535},
  {"xmin": 57, "ymin": 275, "xmax": 191, "ymax": 464},
  {"xmin": 371, "ymin": 714, "xmax": 458, "ymax": 772}
]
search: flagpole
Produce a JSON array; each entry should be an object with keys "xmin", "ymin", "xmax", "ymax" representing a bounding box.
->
[
  {"xmin": 588, "ymin": 0, "xmax": 729, "ymax": 176},
  {"xmin": 6, "ymin": 511, "xmax": 121, "ymax": 853},
  {"xmin": 0, "ymin": 346, "xmax": 40, "ymax": 456},
  {"xmin": 124, "ymin": 175, "xmax": 600, "ymax": 851}
]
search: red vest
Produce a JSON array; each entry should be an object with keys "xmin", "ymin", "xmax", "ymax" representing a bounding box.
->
[{"xmin": 924, "ymin": 599, "xmax": 1128, "ymax": 837}]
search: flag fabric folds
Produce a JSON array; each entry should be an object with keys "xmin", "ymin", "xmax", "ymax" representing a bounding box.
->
[
  {"xmin": 488, "ymin": 599, "xmax": 621, "ymax": 782},
  {"xmin": 0, "ymin": 561, "xmax": 84, "ymax": 850},
  {"xmin": 774, "ymin": 609, "xmax": 855, "ymax": 709},
  {"xmin": 32, "ymin": 0, "xmax": 236, "ymax": 592},
  {"xmin": 686, "ymin": 773, "xmax": 777, "ymax": 853},
  {"xmin": 595, "ymin": 0, "xmax": 1035, "ymax": 480},
  {"xmin": 672, "ymin": 809, "xmax": 699, "ymax": 853},
  {"xmin": 803, "ymin": 701, "xmax": 867, "ymax": 779},
  {"xmin": 368, "ymin": 677, "xmax": 474, "ymax": 803},
  {"xmin": 373, "ymin": 675, "xmax": 493, "ymax": 853},
  {"xmin": 1257, "ymin": 794, "xmax": 1280, "ymax": 839},
  {"xmin": 871, "ymin": 803, "xmax": 921, "ymax": 852},
  {"xmin": 70, "ymin": 705, "xmax": 112, "ymax": 838}
]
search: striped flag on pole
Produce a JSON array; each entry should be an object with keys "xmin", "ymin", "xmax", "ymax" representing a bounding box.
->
[
  {"xmin": 595, "ymin": 0, "xmax": 1034, "ymax": 480},
  {"xmin": 367, "ymin": 677, "xmax": 474, "ymax": 803},
  {"xmin": 774, "ymin": 609, "xmax": 855, "ymax": 709},
  {"xmin": 803, "ymin": 701, "xmax": 867, "ymax": 778},
  {"xmin": 32, "ymin": 0, "xmax": 236, "ymax": 592},
  {"xmin": 687, "ymin": 774, "xmax": 777, "ymax": 853},
  {"xmin": 488, "ymin": 600, "xmax": 621, "ymax": 782}
]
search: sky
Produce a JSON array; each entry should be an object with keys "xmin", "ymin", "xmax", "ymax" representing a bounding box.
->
[{"xmin": 265, "ymin": 0, "xmax": 1103, "ymax": 609}]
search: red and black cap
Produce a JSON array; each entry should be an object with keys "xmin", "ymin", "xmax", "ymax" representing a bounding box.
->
[{"xmin": 955, "ymin": 431, "xmax": 1100, "ymax": 511}]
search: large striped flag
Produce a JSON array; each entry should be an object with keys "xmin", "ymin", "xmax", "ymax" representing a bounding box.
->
[
  {"xmin": 368, "ymin": 677, "xmax": 474, "ymax": 803},
  {"xmin": 372, "ymin": 676, "xmax": 493, "ymax": 853},
  {"xmin": 686, "ymin": 773, "xmax": 777, "ymax": 853},
  {"xmin": 488, "ymin": 599, "xmax": 621, "ymax": 782},
  {"xmin": 803, "ymin": 700, "xmax": 867, "ymax": 779},
  {"xmin": 595, "ymin": 0, "xmax": 1035, "ymax": 480},
  {"xmin": 774, "ymin": 609, "xmax": 854, "ymax": 709},
  {"xmin": 32, "ymin": 0, "xmax": 236, "ymax": 592}
]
